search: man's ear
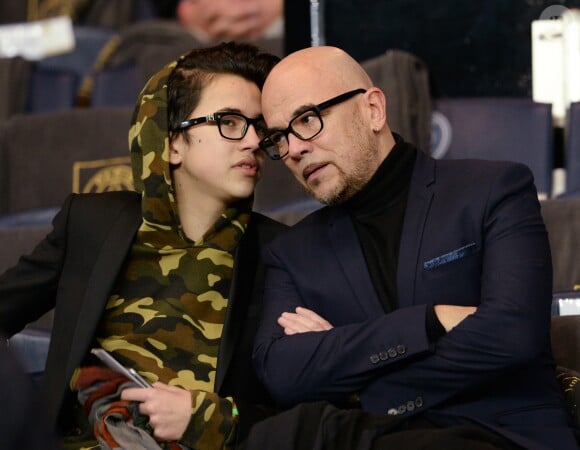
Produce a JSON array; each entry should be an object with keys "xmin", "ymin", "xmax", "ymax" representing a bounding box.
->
[{"xmin": 365, "ymin": 87, "xmax": 387, "ymax": 131}]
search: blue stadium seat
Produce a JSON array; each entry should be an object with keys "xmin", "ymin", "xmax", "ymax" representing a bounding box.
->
[
  {"xmin": 26, "ymin": 67, "xmax": 78, "ymax": 113},
  {"xmin": 563, "ymin": 101, "xmax": 580, "ymax": 197},
  {"xmin": 91, "ymin": 64, "xmax": 141, "ymax": 107},
  {"xmin": 430, "ymin": 98, "xmax": 553, "ymax": 198}
]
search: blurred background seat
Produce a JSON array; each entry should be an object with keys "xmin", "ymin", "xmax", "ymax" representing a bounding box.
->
[
  {"xmin": 540, "ymin": 198, "xmax": 580, "ymax": 293},
  {"xmin": 362, "ymin": 49, "xmax": 432, "ymax": 153},
  {"xmin": 563, "ymin": 101, "xmax": 580, "ymax": 198},
  {"xmin": 551, "ymin": 313, "xmax": 580, "ymax": 429},
  {"xmin": 430, "ymin": 98, "xmax": 554, "ymax": 199},
  {"xmin": 0, "ymin": 57, "xmax": 31, "ymax": 120},
  {"xmin": 26, "ymin": 67, "xmax": 78, "ymax": 113},
  {"xmin": 542, "ymin": 196, "xmax": 580, "ymax": 428},
  {"xmin": 34, "ymin": 25, "xmax": 117, "ymax": 82},
  {"xmin": 0, "ymin": 106, "xmax": 135, "ymax": 382},
  {"xmin": 30, "ymin": 25, "xmax": 118, "ymax": 110},
  {"xmin": 0, "ymin": 106, "xmax": 134, "ymax": 218},
  {"xmin": 0, "ymin": 0, "xmax": 157, "ymax": 30},
  {"xmin": 90, "ymin": 64, "xmax": 140, "ymax": 107},
  {"xmin": 76, "ymin": 20, "xmax": 201, "ymax": 107}
]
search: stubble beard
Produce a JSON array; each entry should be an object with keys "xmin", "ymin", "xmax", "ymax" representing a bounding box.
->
[{"xmin": 308, "ymin": 128, "xmax": 378, "ymax": 206}]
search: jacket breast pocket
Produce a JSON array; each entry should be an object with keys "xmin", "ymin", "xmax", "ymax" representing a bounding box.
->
[
  {"xmin": 423, "ymin": 242, "xmax": 478, "ymax": 270},
  {"xmin": 420, "ymin": 242, "xmax": 481, "ymax": 304}
]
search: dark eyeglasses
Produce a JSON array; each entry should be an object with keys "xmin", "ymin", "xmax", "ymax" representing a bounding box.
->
[
  {"xmin": 258, "ymin": 89, "xmax": 367, "ymax": 160},
  {"xmin": 174, "ymin": 112, "xmax": 268, "ymax": 141}
]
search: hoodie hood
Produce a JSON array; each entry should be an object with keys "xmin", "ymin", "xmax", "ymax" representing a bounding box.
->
[{"xmin": 128, "ymin": 59, "xmax": 180, "ymax": 233}]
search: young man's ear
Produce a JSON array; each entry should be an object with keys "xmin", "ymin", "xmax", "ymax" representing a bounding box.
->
[{"xmin": 169, "ymin": 137, "xmax": 183, "ymax": 166}]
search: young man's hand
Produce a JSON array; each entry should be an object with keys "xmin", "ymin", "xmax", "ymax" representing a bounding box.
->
[{"xmin": 121, "ymin": 382, "xmax": 192, "ymax": 441}]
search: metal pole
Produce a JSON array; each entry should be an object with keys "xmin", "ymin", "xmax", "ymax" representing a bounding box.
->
[{"xmin": 310, "ymin": 0, "xmax": 325, "ymax": 46}]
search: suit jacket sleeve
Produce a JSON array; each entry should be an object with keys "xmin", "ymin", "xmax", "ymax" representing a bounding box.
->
[
  {"xmin": 253, "ymin": 213, "xmax": 434, "ymax": 406},
  {"xmin": 253, "ymin": 163, "xmax": 552, "ymax": 412},
  {"xmin": 362, "ymin": 163, "xmax": 553, "ymax": 413},
  {"xmin": 0, "ymin": 196, "xmax": 72, "ymax": 336}
]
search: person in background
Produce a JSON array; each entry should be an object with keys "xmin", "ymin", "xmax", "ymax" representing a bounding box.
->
[
  {"xmin": 0, "ymin": 41, "xmax": 284, "ymax": 449},
  {"xmin": 252, "ymin": 45, "xmax": 578, "ymax": 449},
  {"xmin": 176, "ymin": 0, "xmax": 283, "ymax": 42}
]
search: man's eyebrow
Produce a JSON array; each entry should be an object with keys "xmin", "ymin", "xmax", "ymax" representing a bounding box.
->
[
  {"xmin": 291, "ymin": 103, "xmax": 317, "ymax": 117},
  {"xmin": 267, "ymin": 103, "xmax": 318, "ymax": 131}
]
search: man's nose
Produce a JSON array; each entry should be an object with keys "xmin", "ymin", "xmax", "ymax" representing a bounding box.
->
[{"xmin": 287, "ymin": 132, "xmax": 311, "ymax": 159}]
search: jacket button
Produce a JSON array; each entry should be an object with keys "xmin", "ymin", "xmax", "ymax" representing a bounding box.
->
[
  {"xmin": 415, "ymin": 396, "xmax": 423, "ymax": 408},
  {"xmin": 397, "ymin": 404, "xmax": 407, "ymax": 414},
  {"xmin": 388, "ymin": 347, "xmax": 397, "ymax": 358},
  {"xmin": 379, "ymin": 351, "xmax": 389, "ymax": 360},
  {"xmin": 396, "ymin": 344, "xmax": 406, "ymax": 354},
  {"xmin": 370, "ymin": 354, "xmax": 380, "ymax": 364},
  {"xmin": 406, "ymin": 401, "xmax": 415, "ymax": 412},
  {"xmin": 387, "ymin": 408, "xmax": 398, "ymax": 416}
]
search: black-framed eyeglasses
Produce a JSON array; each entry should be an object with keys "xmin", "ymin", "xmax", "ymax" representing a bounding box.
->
[
  {"xmin": 258, "ymin": 88, "xmax": 367, "ymax": 160},
  {"xmin": 174, "ymin": 111, "xmax": 268, "ymax": 141}
]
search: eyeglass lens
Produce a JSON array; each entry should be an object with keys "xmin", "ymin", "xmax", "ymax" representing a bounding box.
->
[
  {"xmin": 259, "ymin": 89, "xmax": 366, "ymax": 160},
  {"xmin": 217, "ymin": 114, "xmax": 267, "ymax": 140},
  {"xmin": 261, "ymin": 112, "xmax": 322, "ymax": 159}
]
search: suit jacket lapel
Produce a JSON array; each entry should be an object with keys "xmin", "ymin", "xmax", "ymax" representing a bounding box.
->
[
  {"xmin": 397, "ymin": 151, "xmax": 435, "ymax": 308},
  {"xmin": 47, "ymin": 195, "xmax": 141, "ymax": 428},
  {"xmin": 65, "ymin": 199, "xmax": 142, "ymax": 378},
  {"xmin": 328, "ymin": 209, "xmax": 384, "ymax": 316},
  {"xmin": 214, "ymin": 221, "xmax": 257, "ymax": 392}
]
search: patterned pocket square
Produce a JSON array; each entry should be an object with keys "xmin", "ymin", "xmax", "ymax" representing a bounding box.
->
[{"xmin": 423, "ymin": 242, "xmax": 478, "ymax": 270}]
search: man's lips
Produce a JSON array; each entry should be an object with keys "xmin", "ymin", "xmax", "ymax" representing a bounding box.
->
[{"xmin": 303, "ymin": 163, "xmax": 328, "ymax": 181}]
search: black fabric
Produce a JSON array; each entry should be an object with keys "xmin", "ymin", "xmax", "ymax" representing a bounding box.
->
[
  {"xmin": 0, "ymin": 343, "xmax": 59, "ymax": 450},
  {"xmin": 425, "ymin": 304, "xmax": 446, "ymax": 342},
  {"xmin": 343, "ymin": 136, "xmax": 416, "ymax": 313},
  {"xmin": 372, "ymin": 426, "xmax": 520, "ymax": 449},
  {"xmin": 241, "ymin": 401, "xmax": 519, "ymax": 450},
  {"xmin": 241, "ymin": 401, "xmax": 404, "ymax": 450}
]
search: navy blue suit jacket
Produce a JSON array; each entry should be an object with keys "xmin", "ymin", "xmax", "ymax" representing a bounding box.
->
[{"xmin": 253, "ymin": 150, "xmax": 578, "ymax": 449}]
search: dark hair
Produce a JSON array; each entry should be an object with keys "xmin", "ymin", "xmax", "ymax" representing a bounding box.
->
[{"xmin": 167, "ymin": 41, "xmax": 279, "ymax": 141}]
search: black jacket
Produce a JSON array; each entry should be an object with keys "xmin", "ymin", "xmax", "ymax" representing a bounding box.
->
[{"xmin": 0, "ymin": 191, "xmax": 286, "ymax": 439}]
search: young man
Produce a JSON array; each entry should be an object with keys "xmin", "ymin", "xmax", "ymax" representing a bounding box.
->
[{"xmin": 0, "ymin": 42, "xmax": 284, "ymax": 449}]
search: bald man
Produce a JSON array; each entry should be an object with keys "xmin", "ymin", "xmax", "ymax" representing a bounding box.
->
[{"xmin": 252, "ymin": 47, "xmax": 578, "ymax": 449}]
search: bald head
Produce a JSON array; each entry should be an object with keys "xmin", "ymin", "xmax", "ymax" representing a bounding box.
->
[
  {"xmin": 266, "ymin": 46, "xmax": 372, "ymax": 92},
  {"xmin": 262, "ymin": 46, "xmax": 373, "ymax": 117}
]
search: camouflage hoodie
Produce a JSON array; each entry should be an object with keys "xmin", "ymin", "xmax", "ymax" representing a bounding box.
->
[{"xmin": 94, "ymin": 58, "xmax": 251, "ymax": 449}]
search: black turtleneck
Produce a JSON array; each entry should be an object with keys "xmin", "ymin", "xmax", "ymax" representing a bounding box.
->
[
  {"xmin": 344, "ymin": 135, "xmax": 416, "ymax": 313},
  {"xmin": 343, "ymin": 135, "xmax": 444, "ymax": 340}
]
